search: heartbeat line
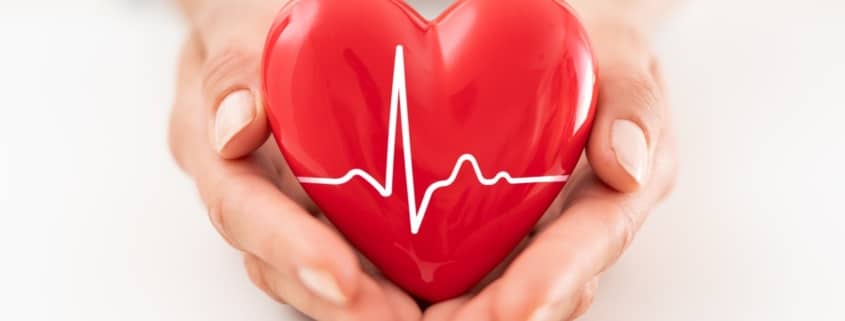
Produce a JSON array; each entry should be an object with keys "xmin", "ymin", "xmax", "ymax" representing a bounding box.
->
[{"xmin": 297, "ymin": 45, "xmax": 568, "ymax": 234}]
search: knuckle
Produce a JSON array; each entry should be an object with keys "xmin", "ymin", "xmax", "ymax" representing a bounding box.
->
[
  {"xmin": 622, "ymin": 71, "xmax": 661, "ymax": 115},
  {"xmin": 556, "ymin": 195, "xmax": 642, "ymax": 268},
  {"xmin": 167, "ymin": 102, "xmax": 195, "ymax": 173},
  {"xmin": 201, "ymin": 47, "xmax": 260, "ymax": 103},
  {"xmin": 243, "ymin": 255, "xmax": 267, "ymax": 288},
  {"xmin": 254, "ymin": 228, "xmax": 288, "ymax": 266},
  {"xmin": 607, "ymin": 68, "xmax": 665, "ymax": 139},
  {"xmin": 657, "ymin": 133, "xmax": 681, "ymax": 201},
  {"xmin": 168, "ymin": 34, "xmax": 205, "ymax": 173},
  {"xmin": 206, "ymin": 207, "xmax": 227, "ymax": 241},
  {"xmin": 649, "ymin": 57, "xmax": 668, "ymax": 91},
  {"xmin": 209, "ymin": 175, "xmax": 242, "ymax": 224},
  {"xmin": 243, "ymin": 255, "xmax": 286, "ymax": 304},
  {"xmin": 570, "ymin": 279, "xmax": 599, "ymax": 320},
  {"xmin": 206, "ymin": 173, "xmax": 257, "ymax": 247},
  {"xmin": 603, "ymin": 200, "xmax": 640, "ymax": 258},
  {"xmin": 661, "ymin": 158, "xmax": 680, "ymax": 200}
]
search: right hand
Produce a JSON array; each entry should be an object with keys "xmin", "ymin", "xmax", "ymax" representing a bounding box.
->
[{"xmin": 168, "ymin": 1, "xmax": 421, "ymax": 320}]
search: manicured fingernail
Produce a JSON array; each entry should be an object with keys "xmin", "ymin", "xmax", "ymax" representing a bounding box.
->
[
  {"xmin": 611, "ymin": 119, "xmax": 649, "ymax": 184},
  {"xmin": 297, "ymin": 266, "xmax": 348, "ymax": 306},
  {"xmin": 214, "ymin": 90, "xmax": 255, "ymax": 152}
]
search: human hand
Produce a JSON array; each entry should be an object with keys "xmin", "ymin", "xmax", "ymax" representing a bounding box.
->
[
  {"xmin": 169, "ymin": 1, "xmax": 677, "ymax": 321},
  {"xmin": 168, "ymin": 1, "xmax": 422, "ymax": 320},
  {"xmin": 420, "ymin": 16, "xmax": 678, "ymax": 321}
]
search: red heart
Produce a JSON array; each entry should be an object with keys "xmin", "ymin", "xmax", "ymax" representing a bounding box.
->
[{"xmin": 262, "ymin": 0, "xmax": 597, "ymax": 301}]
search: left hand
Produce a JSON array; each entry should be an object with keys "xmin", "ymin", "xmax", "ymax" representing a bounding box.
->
[
  {"xmin": 169, "ymin": 1, "xmax": 421, "ymax": 320},
  {"xmin": 171, "ymin": 1, "xmax": 678, "ymax": 320},
  {"xmin": 421, "ymin": 18, "xmax": 678, "ymax": 321}
]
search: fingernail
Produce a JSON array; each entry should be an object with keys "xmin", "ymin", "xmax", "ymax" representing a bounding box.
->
[
  {"xmin": 611, "ymin": 119, "xmax": 649, "ymax": 184},
  {"xmin": 297, "ymin": 266, "xmax": 348, "ymax": 306},
  {"xmin": 214, "ymin": 90, "xmax": 255, "ymax": 152}
]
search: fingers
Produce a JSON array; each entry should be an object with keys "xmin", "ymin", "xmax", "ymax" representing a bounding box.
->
[
  {"xmin": 244, "ymin": 254, "xmax": 286, "ymax": 304},
  {"xmin": 422, "ymin": 297, "xmax": 471, "ymax": 321},
  {"xmin": 179, "ymin": 65, "xmax": 370, "ymax": 314},
  {"xmin": 585, "ymin": 22, "xmax": 666, "ymax": 192},
  {"xmin": 170, "ymin": 3, "xmax": 420, "ymax": 319},
  {"xmin": 245, "ymin": 254, "xmax": 419, "ymax": 321},
  {"xmin": 199, "ymin": 154, "xmax": 361, "ymax": 306},
  {"xmin": 170, "ymin": 31, "xmax": 365, "ymax": 312},
  {"xmin": 376, "ymin": 278, "xmax": 426, "ymax": 321},
  {"xmin": 487, "ymin": 192, "xmax": 634, "ymax": 321},
  {"xmin": 443, "ymin": 122, "xmax": 676, "ymax": 321},
  {"xmin": 567, "ymin": 277, "xmax": 599, "ymax": 321},
  {"xmin": 191, "ymin": 2, "xmax": 283, "ymax": 158},
  {"xmin": 424, "ymin": 278, "xmax": 598, "ymax": 321},
  {"xmin": 486, "ymin": 128, "xmax": 676, "ymax": 321}
]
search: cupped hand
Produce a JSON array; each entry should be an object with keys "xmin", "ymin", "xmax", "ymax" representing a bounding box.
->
[
  {"xmin": 168, "ymin": 1, "xmax": 421, "ymax": 320},
  {"xmin": 421, "ymin": 18, "xmax": 678, "ymax": 321},
  {"xmin": 169, "ymin": 1, "xmax": 678, "ymax": 321}
]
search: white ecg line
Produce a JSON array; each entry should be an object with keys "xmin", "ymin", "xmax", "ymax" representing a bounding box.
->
[{"xmin": 297, "ymin": 45, "xmax": 569, "ymax": 235}]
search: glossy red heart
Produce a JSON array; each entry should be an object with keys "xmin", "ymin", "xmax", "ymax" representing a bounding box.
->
[{"xmin": 262, "ymin": 0, "xmax": 597, "ymax": 301}]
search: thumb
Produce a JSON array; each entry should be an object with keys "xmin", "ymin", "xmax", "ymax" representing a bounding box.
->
[
  {"xmin": 193, "ymin": 2, "xmax": 280, "ymax": 159},
  {"xmin": 585, "ymin": 23, "xmax": 666, "ymax": 192}
]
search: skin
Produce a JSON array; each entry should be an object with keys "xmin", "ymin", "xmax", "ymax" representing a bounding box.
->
[{"xmin": 168, "ymin": 0, "xmax": 679, "ymax": 320}]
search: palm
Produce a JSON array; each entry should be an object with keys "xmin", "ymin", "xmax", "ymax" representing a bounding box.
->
[
  {"xmin": 256, "ymin": 142, "xmax": 426, "ymax": 317},
  {"xmin": 171, "ymin": 1, "xmax": 677, "ymax": 319}
]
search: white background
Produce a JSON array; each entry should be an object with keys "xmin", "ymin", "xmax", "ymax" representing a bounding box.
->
[{"xmin": 1, "ymin": 0, "xmax": 844, "ymax": 320}]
